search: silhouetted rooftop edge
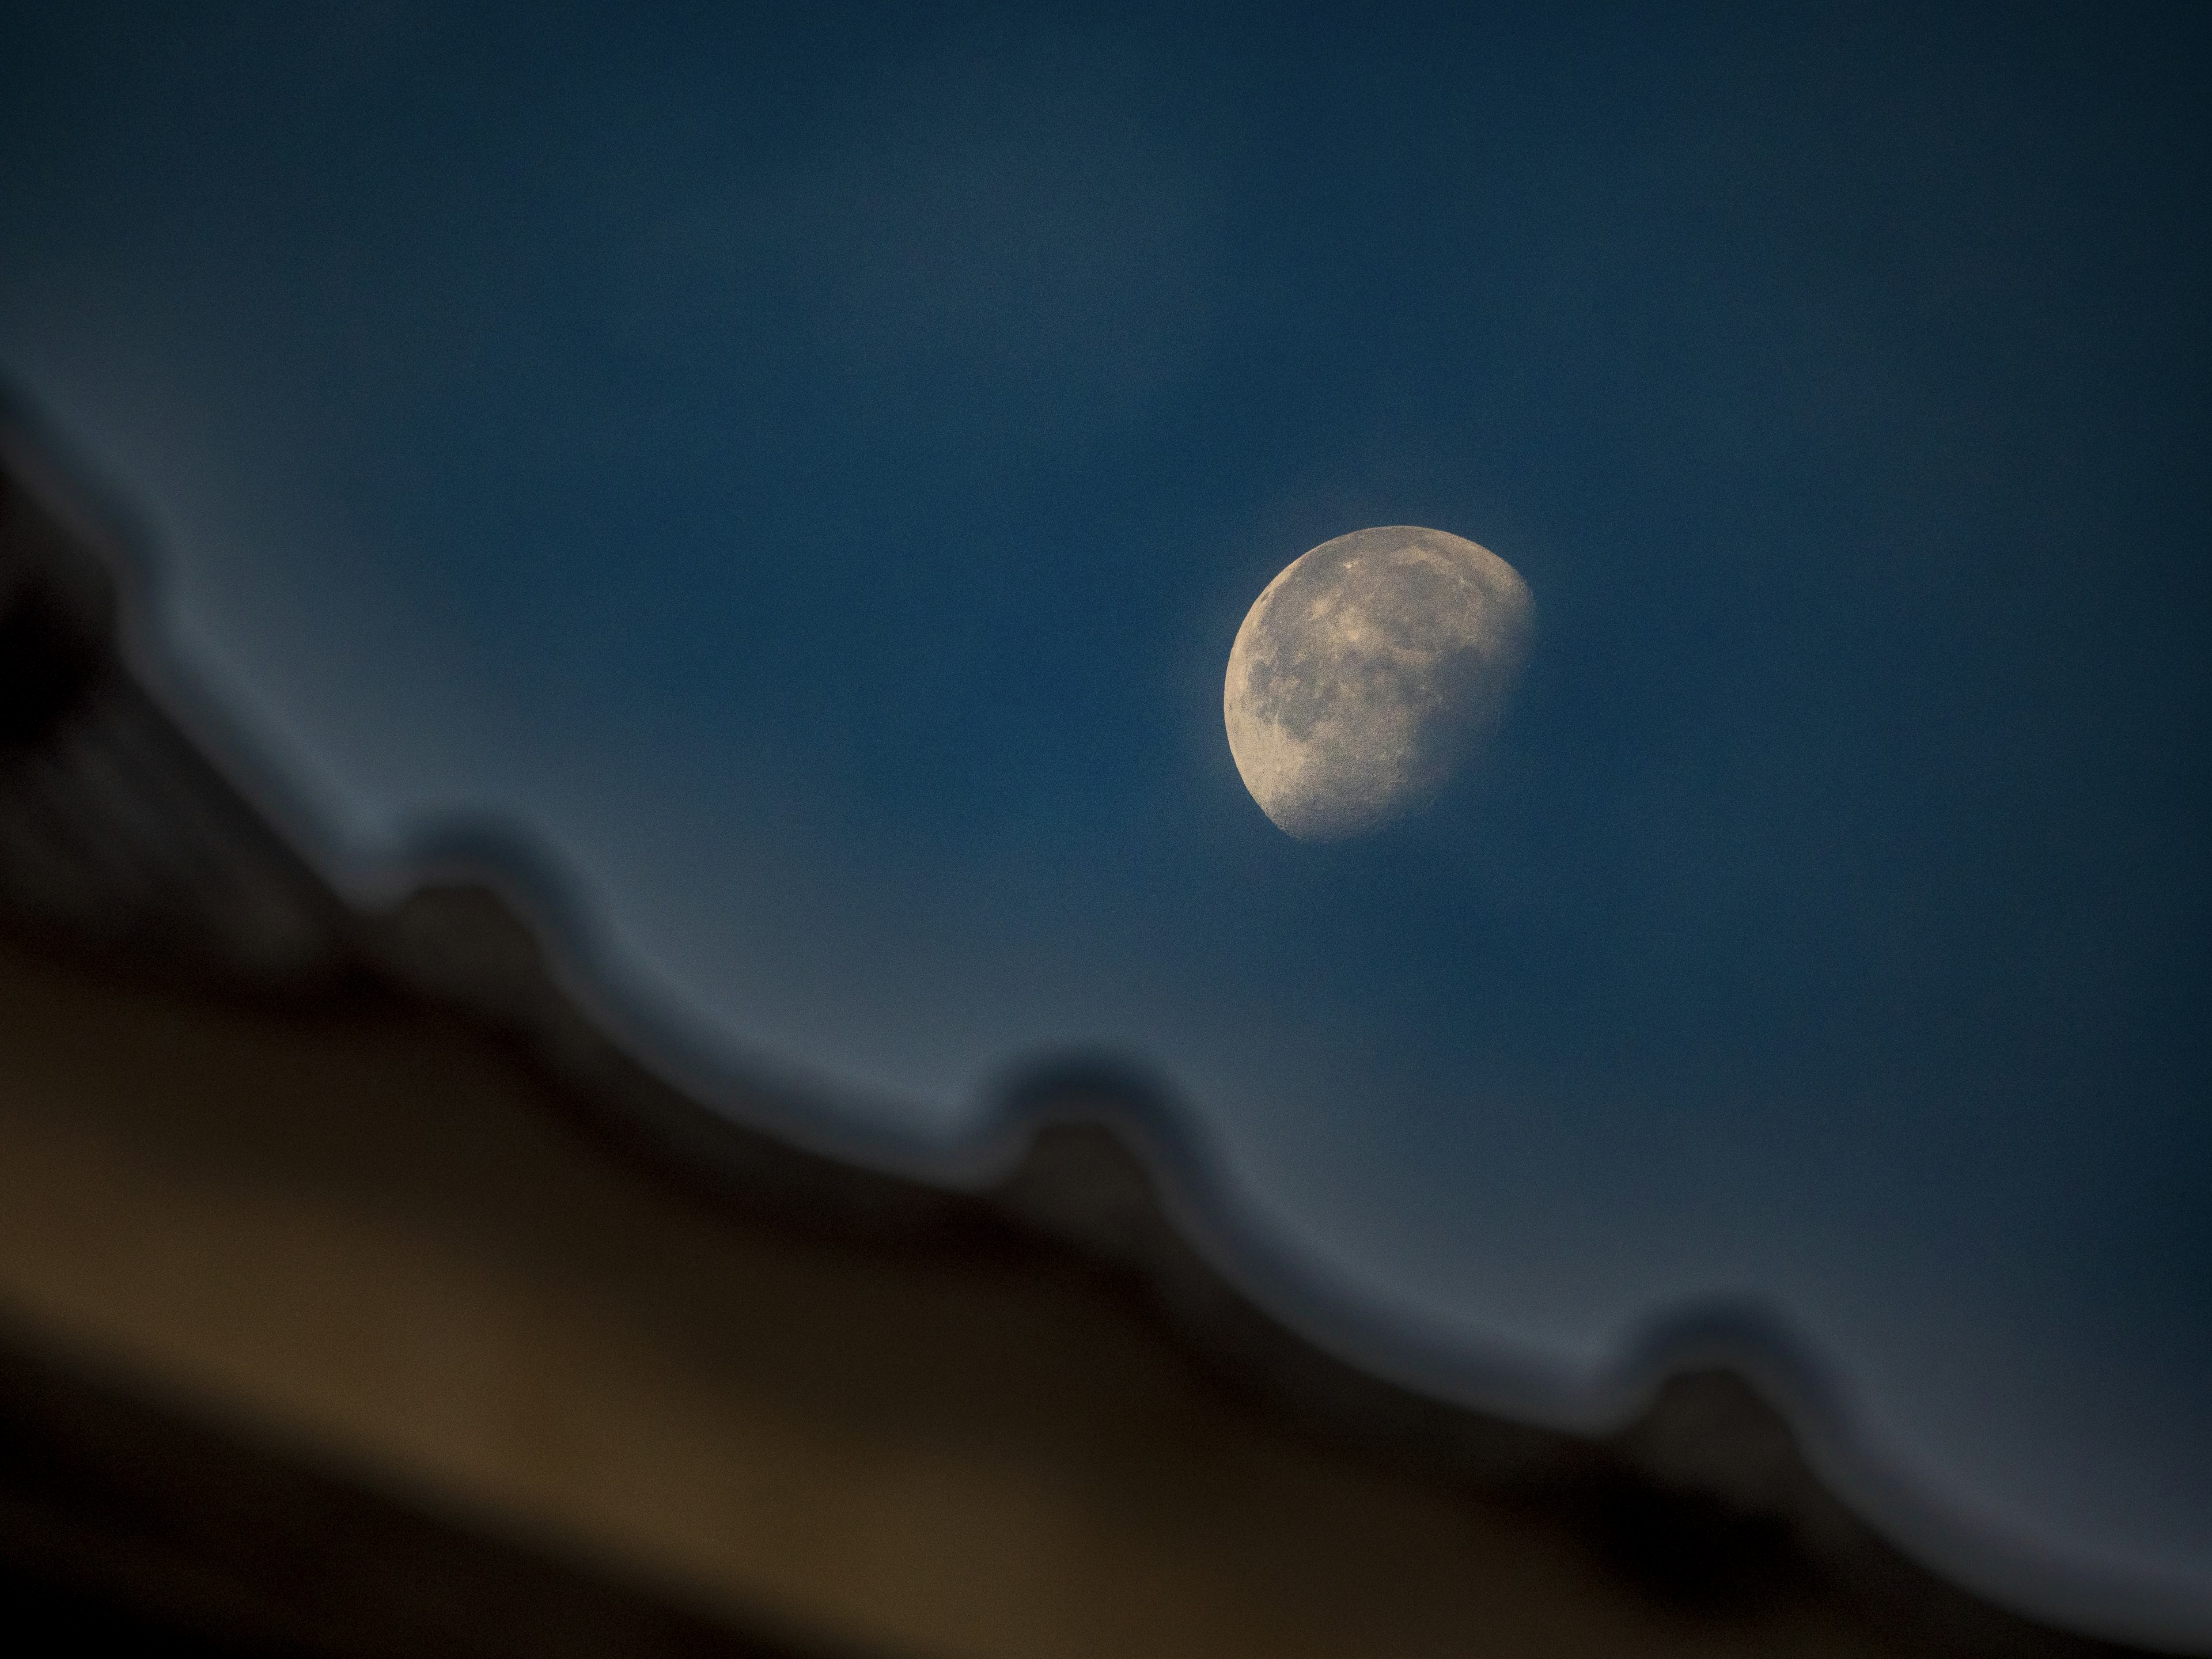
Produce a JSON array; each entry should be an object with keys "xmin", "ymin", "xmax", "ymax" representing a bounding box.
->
[{"xmin": 0, "ymin": 425, "xmax": 2171, "ymax": 1659}]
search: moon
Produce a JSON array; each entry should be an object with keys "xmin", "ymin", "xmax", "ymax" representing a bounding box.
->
[{"xmin": 1224, "ymin": 526, "xmax": 1534, "ymax": 840}]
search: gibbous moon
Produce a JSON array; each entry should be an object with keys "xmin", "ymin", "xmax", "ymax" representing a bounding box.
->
[{"xmin": 1225, "ymin": 526, "xmax": 1533, "ymax": 840}]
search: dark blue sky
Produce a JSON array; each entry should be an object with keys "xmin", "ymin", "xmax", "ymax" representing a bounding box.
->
[{"xmin": 5, "ymin": 3, "xmax": 2209, "ymax": 1642}]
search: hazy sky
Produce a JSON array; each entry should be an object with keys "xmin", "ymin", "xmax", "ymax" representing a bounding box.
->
[{"xmin": 4, "ymin": 4, "xmax": 2208, "ymax": 1643}]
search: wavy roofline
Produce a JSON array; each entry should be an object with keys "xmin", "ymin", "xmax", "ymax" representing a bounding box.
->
[{"xmin": 1, "ymin": 395, "xmax": 2196, "ymax": 1654}]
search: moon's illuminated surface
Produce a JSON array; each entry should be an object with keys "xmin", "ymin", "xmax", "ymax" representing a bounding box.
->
[{"xmin": 1225, "ymin": 527, "xmax": 1535, "ymax": 839}]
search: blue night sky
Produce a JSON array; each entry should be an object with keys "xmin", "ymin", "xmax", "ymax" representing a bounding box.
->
[{"xmin": 4, "ymin": 4, "xmax": 2209, "ymax": 1643}]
